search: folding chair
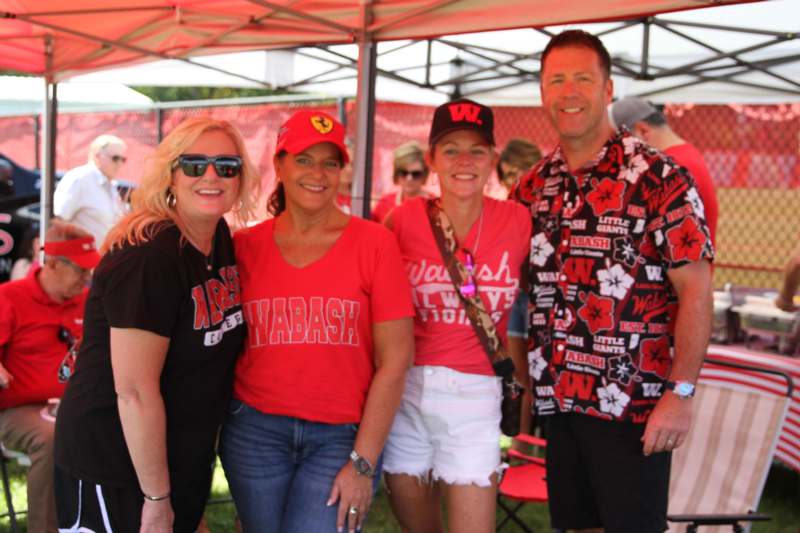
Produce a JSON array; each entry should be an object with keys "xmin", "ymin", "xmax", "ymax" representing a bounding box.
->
[
  {"xmin": 667, "ymin": 356, "xmax": 793, "ymax": 532},
  {"xmin": 497, "ymin": 433, "xmax": 548, "ymax": 532},
  {"xmin": 1, "ymin": 442, "xmax": 31, "ymax": 533}
]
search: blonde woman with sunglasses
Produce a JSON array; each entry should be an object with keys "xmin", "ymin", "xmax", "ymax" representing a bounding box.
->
[{"xmin": 54, "ymin": 117, "xmax": 259, "ymax": 533}]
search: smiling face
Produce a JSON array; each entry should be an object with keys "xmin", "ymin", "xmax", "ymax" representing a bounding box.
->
[
  {"xmin": 172, "ymin": 129, "xmax": 241, "ymax": 224},
  {"xmin": 429, "ymin": 129, "xmax": 497, "ymax": 202},
  {"xmin": 541, "ymin": 45, "xmax": 614, "ymax": 149},
  {"xmin": 275, "ymin": 142, "xmax": 343, "ymax": 214}
]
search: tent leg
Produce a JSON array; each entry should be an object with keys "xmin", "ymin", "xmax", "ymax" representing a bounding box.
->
[
  {"xmin": 39, "ymin": 76, "xmax": 57, "ymax": 256},
  {"xmin": 351, "ymin": 3, "xmax": 377, "ymax": 220}
]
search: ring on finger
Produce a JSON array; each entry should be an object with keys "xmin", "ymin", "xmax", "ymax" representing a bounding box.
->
[{"xmin": 348, "ymin": 506, "xmax": 359, "ymax": 515}]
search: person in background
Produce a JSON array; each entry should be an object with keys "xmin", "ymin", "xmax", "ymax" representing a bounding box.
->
[
  {"xmin": 371, "ymin": 141, "xmax": 431, "ymax": 223},
  {"xmin": 54, "ymin": 117, "xmax": 259, "ymax": 533},
  {"xmin": 54, "ymin": 134, "xmax": 128, "ymax": 247},
  {"xmin": 0, "ymin": 221, "xmax": 99, "ymax": 533},
  {"xmin": 9, "ymin": 226, "xmax": 39, "ymax": 281},
  {"xmin": 513, "ymin": 30, "xmax": 714, "ymax": 533},
  {"xmin": 496, "ymin": 138, "xmax": 541, "ymax": 198},
  {"xmin": 383, "ymin": 99, "xmax": 530, "ymax": 533},
  {"xmin": 775, "ymin": 240, "xmax": 800, "ymax": 312},
  {"xmin": 610, "ymin": 96, "xmax": 719, "ymax": 245},
  {"xmin": 220, "ymin": 109, "xmax": 414, "ymax": 533},
  {"xmin": 336, "ymin": 139, "xmax": 355, "ymax": 214}
]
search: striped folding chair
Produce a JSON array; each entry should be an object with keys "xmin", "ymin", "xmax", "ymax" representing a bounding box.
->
[{"xmin": 667, "ymin": 356, "xmax": 794, "ymax": 533}]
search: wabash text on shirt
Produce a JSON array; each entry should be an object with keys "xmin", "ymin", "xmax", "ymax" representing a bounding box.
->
[
  {"xmin": 513, "ymin": 130, "xmax": 714, "ymax": 423},
  {"xmin": 191, "ymin": 265, "xmax": 244, "ymax": 347},
  {"xmin": 242, "ymin": 296, "xmax": 360, "ymax": 348}
]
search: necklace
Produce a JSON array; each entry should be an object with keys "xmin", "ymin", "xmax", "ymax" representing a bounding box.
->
[{"xmin": 472, "ymin": 208, "xmax": 484, "ymax": 257}]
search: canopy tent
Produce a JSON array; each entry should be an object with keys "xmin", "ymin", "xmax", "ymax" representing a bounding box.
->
[
  {"xmin": 0, "ymin": 75, "xmax": 153, "ymax": 116},
  {"xmin": 0, "ymin": 0, "xmax": 765, "ymax": 228},
  {"xmin": 70, "ymin": 0, "xmax": 800, "ymax": 106}
]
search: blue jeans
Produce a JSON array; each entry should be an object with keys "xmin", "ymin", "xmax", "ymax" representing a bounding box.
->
[{"xmin": 219, "ymin": 399, "xmax": 381, "ymax": 533}]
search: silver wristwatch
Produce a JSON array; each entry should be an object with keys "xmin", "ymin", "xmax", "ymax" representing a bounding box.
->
[
  {"xmin": 665, "ymin": 380, "xmax": 695, "ymax": 399},
  {"xmin": 349, "ymin": 450, "xmax": 375, "ymax": 478}
]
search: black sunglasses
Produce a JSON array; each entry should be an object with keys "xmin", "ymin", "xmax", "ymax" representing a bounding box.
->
[
  {"xmin": 111, "ymin": 155, "xmax": 127, "ymax": 164},
  {"xmin": 172, "ymin": 154, "xmax": 243, "ymax": 178},
  {"xmin": 396, "ymin": 169, "xmax": 426, "ymax": 180}
]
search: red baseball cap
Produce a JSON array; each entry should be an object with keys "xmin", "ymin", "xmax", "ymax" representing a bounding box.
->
[
  {"xmin": 275, "ymin": 110, "xmax": 349, "ymax": 163},
  {"xmin": 44, "ymin": 236, "xmax": 101, "ymax": 270}
]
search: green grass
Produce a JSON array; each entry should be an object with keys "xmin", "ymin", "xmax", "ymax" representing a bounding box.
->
[{"xmin": 2, "ymin": 461, "xmax": 798, "ymax": 532}]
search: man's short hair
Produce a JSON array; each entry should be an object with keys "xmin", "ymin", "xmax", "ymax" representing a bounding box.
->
[
  {"xmin": 88, "ymin": 134, "xmax": 126, "ymax": 160},
  {"xmin": 609, "ymin": 97, "xmax": 667, "ymax": 130},
  {"xmin": 541, "ymin": 29, "xmax": 612, "ymax": 78}
]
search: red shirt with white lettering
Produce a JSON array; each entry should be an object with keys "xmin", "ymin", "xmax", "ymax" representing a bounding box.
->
[
  {"xmin": 391, "ymin": 197, "xmax": 530, "ymax": 375},
  {"xmin": 0, "ymin": 267, "xmax": 86, "ymax": 409},
  {"xmin": 664, "ymin": 143, "xmax": 718, "ymax": 246},
  {"xmin": 233, "ymin": 216, "xmax": 414, "ymax": 424}
]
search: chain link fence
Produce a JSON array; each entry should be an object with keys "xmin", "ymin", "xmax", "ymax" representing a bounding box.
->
[{"xmin": 1, "ymin": 100, "xmax": 797, "ymax": 290}]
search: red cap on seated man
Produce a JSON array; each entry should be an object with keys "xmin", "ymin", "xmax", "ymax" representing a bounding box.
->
[{"xmin": 0, "ymin": 220, "xmax": 99, "ymax": 533}]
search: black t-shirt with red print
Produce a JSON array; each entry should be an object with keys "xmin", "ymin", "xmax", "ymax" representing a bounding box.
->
[{"xmin": 512, "ymin": 130, "xmax": 713, "ymax": 424}]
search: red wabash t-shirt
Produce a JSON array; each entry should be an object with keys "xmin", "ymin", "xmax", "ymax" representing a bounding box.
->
[
  {"xmin": 233, "ymin": 216, "xmax": 414, "ymax": 424},
  {"xmin": 0, "ymin": 267, "xmax": 87, "ymax": 409}
]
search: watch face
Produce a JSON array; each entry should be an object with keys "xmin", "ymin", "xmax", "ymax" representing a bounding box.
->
[
  {"xmin": 676, "ymin": 382, "xmax": 694, "ymax": 397},
  {"xmin": 354, "ymin": 457, "xmax": 372, "ymax": 476}
]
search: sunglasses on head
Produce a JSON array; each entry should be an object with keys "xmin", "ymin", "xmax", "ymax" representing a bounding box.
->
[
  {"xmin": 110, "ymin": 155, "xmax": 127, "ymax": 164},
  {"xmin": 396, "ymin": 169, "xmax": 426, "ymax": 180},
  {"xmin": 172, "ymin": 154, "xmax": 243, "ymax": 178}
]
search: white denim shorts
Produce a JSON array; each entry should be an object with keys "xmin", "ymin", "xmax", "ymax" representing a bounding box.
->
[{"xmin": 383, "ymin": 365, "xmax": 503, "ymax": 487}]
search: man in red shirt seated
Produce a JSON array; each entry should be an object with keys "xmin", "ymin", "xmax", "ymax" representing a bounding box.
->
[{"xmin": 0, "ymin": 222, "xmax": 99, "ymax": 533}]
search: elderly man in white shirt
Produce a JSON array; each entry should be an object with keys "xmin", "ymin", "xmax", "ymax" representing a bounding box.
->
[{"xmin": 54, "ymin": 134, "xmax": 128, "ymax": 247}]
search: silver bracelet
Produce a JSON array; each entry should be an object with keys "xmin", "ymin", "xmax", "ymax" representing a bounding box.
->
[{"xmin": 143, "ymin": 492, "xmax": 170, "ymax": 502}]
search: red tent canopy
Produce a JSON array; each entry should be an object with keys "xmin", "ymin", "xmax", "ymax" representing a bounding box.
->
[{"xmin": 0, "ymin": 0, "xmax": 762, "ymax": 80}]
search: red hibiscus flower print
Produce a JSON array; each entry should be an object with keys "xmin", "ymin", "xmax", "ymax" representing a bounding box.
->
[
  {"xmin": 586, "ymin": 178, "xmax": 626, "ymax": 216},
  {"xmin": 577, "ymin": 292, "xmax": 615, "ymax": 334},
  {"xmin": 666, "ymin": 217, "xmax": 705, "ymax": 262},
  {"xmin": 639, "ymin": 336, "xmax": 672, "ymax": 379}
]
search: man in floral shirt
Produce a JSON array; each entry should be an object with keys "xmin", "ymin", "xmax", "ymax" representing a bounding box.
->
[{"xmin": 512, "ymin": 30, "xmax": 714, "ymax": 533}]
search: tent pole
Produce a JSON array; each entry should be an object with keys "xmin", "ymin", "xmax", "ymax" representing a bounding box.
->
[
  {"xmin": 351, "ymin": 1, "xmax": 377, "ymax": 220},
  {"xmin": 40, "ymin": 35, "xmax": 57, "ymax": 257}
]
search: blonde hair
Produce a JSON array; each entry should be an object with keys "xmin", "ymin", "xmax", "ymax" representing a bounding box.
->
[
  {"xmin": 391, "ymin": 141, "xmax": 428, "ymax": 185},
  {"xmin": 103, "ymin": 117, "xmax": 260, "ymax": 253}
]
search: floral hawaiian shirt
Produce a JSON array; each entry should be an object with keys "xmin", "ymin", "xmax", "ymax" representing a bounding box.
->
[{"xmin": 512, "ymin": 130, "xmax": 714, "ymax": 424}]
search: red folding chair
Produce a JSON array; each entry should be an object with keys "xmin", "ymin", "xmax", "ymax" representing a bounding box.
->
[{"xmin": 497, "ymin": 433, "xmax": 548, "ymax": 532}]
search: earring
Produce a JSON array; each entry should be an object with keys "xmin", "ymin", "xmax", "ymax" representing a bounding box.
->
[{"xmin": 166, "ymin": 189, "xmax": 177, "ymax": 208}]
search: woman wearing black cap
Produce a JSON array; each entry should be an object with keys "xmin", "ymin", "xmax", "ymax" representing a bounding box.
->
[{"xmin": 382, "ymin": 99, "xmax": 531, "ymax": 532}]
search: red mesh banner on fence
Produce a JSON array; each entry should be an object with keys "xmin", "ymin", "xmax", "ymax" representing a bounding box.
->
[{"xmin": 0, "ymin": 100, "xmax": 797, "ymax": 289}]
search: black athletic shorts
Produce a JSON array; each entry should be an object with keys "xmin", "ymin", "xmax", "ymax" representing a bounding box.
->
[
  {"xmin": 545, "ymin": 414, "xmax": 671, "ymax": 533},
  {"xmin": 54, "ymin": 464, "xmax": 211, "ymax": 533}
]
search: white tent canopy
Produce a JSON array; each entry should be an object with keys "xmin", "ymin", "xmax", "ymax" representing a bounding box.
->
[
  {"xmin": 0, "ymin": 75, "xmax": 153, "ymax": 116},
  {"xmin": 70, "ymin": 0, "xmax": 800, "ymax": 104}
]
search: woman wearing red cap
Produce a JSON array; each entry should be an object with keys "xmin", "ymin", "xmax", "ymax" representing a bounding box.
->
[
  {"xmin": 54, "ymin": 117, "xmax": 259, "ymax": 532},
  {"xmin": 220, "ymin": 109, "xmax": 414, "ymax": 533},
  {"xmin": 382, "ymin": 99, "xmax": 531, "ymax": 533}
]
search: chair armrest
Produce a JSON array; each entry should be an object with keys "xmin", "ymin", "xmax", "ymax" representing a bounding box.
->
[
  {"xmin": 507, "ymin": 448, "xmax": 545, "ymax": 465},
  {"xmin": 668, "ymin": 512, "xmax": 771, "ymax": 526},
  {"xmin": 514, "ymin": 433, "xmax": 547, "ymax": 448}
]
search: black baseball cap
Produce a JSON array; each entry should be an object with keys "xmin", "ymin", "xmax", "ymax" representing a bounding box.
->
[{"xmin": 429, "ymin": 98, "xmax": 495, "ymax": 147}]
